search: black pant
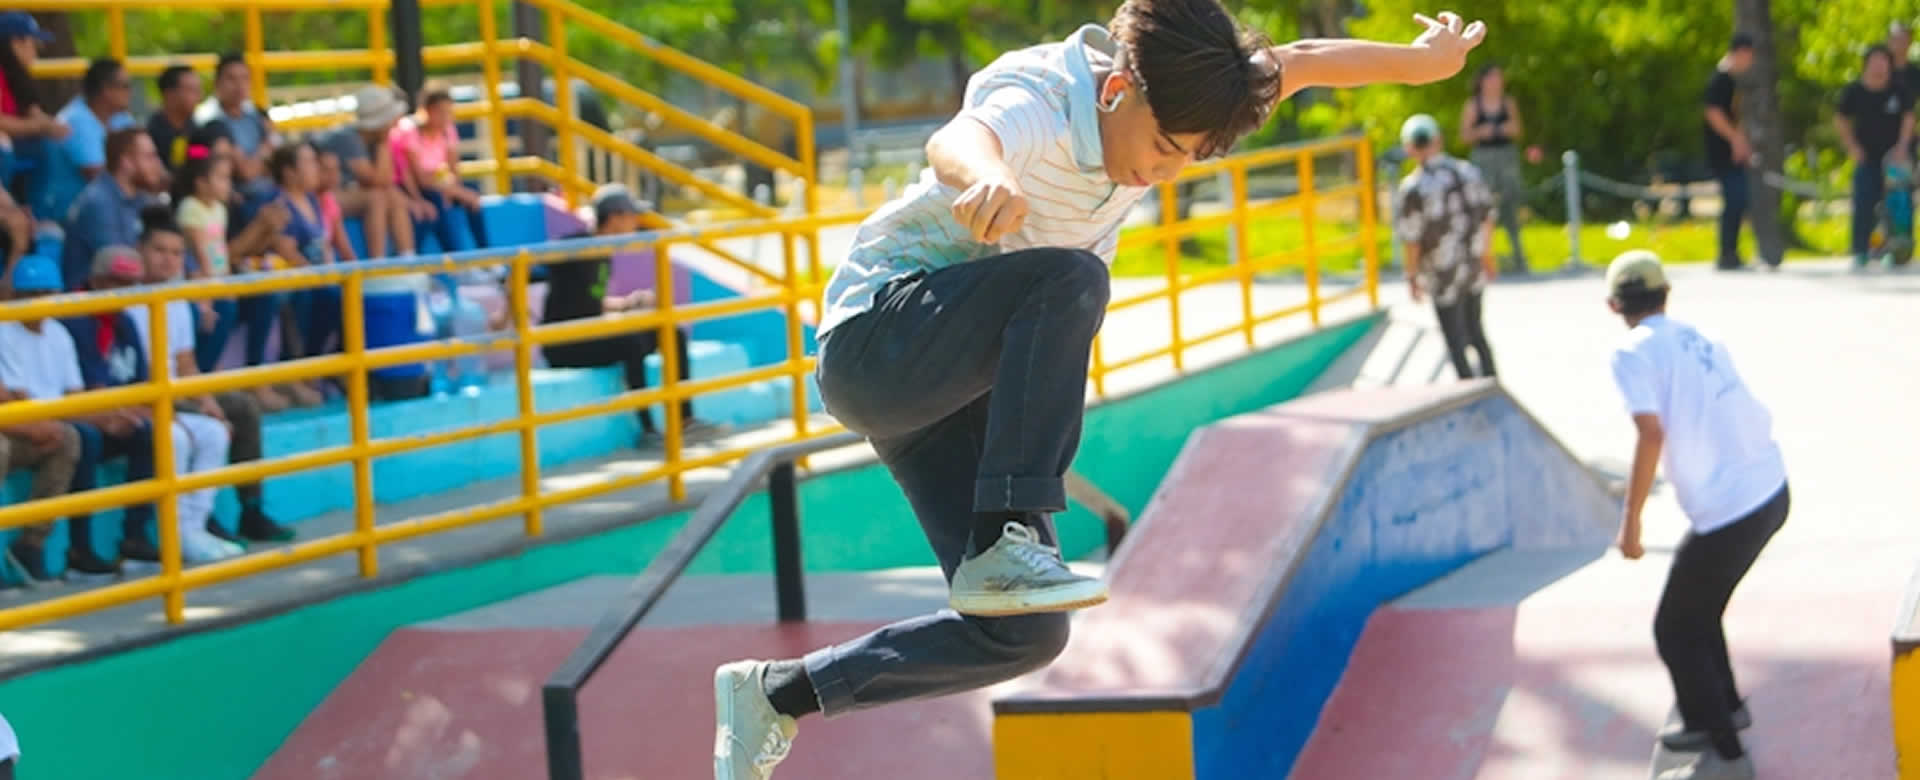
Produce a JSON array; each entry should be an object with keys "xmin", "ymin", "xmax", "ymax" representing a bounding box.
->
[
  {"xmin": 543, "ymin": 327, "xmax": 693, "ymax": 434},
  {"xmin": 1716, "ymin": 167, "xmax": 1751, "ymax": 267},
  {"xmin": 800, "ymin": 247, "xmax": 1108, "ymax": 716},
  {"xmin": 1852, "ymin": 160, "xmax": 1887, "ymax": 257},
  {"xmin": 1434, "ymin": 291, "xmax": 1495, "ymax": 379},
  {"xmin": 1656, "ymin": 482, "xmax": 1790, "ymax": 740}
]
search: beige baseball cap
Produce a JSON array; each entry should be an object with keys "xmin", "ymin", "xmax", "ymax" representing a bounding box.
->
[{"xmin": 1605, "ymin": 249, "xmax": 1670, "ymax": 297}]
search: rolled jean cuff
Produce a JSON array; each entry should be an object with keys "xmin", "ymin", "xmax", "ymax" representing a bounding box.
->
[
  {"xmin": 973, "ymin": 475, "xmax": 1066, "ymax": 514},
  {"xmin": 802, "ymin": 644, "xmax": 855, "ymax": 719}
]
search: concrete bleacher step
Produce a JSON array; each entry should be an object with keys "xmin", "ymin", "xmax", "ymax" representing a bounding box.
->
[{"xmin": 258, "ymin": 561, "xmax": 1106, "ymax": 779}]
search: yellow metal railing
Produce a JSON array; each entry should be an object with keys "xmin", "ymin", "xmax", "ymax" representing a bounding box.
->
[
  {"xmin": 0, "ymin": 134, "xmax": 1377, "ymax": 634},
  {"xmin": 21, "ymin": 0, "xmax": 815, "ymax": 218}
]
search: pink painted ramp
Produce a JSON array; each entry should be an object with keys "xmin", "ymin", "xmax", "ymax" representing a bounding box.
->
[
  {"xmin": 259, "ymin": 622, "xmax": 997, "ymax": 780},
  {"xmin": 1292, "ymin": 555, "xmax": 1896, "ymax": 780}
]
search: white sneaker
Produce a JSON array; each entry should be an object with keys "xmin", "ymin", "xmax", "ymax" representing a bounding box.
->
[
  {"xmin": 181, "ymin": 530, "xmax": 244, "ymax": 564},
  {"xmin": 1657, "ymin": 751, "xmax": 1756, "ymax": 780},
  {"xmin": 714, "ymin": 660, "xmax": 797, "ymax": 780},
  {"xmin": 948, "ymin": 521, "xmax": 1108, "ymax": 616}
]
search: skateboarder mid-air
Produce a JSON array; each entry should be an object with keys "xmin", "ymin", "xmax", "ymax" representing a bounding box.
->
[
  {"xmin": 1607, "ymin": 250, "xmax": 1789, "ymax": 780},
  {"xmin": 712, "ymin": 2, "xmax": 1489, "ymax": 776}
]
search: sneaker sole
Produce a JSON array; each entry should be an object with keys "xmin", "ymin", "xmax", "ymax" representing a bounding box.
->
[
  {"xmin": 713, "ymin": 661, "xmax": 755, "ymax": 780},
  {"xmin": 949, "ymin": 579, "xmax": 1110, "ymax": 617}
]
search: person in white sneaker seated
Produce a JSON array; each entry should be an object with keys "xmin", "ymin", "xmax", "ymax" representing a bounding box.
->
[
  {"xmin": 62, "ymin": 245, "xmax": 244, "ymax": 565},
  {"xmin": 1606, "ymin": 250, "xmax": 1788, "ymax": 780},
  {"xmin": 708, "ymin": 1, "xmax": 1488, "ymax": 776}
]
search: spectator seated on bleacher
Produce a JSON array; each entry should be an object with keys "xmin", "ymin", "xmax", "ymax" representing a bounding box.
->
[
  {"xmin": 0, "ymin": 254, "xmax": 134, "ymax": 577},
  {"xmin": 390, "ymin": 82, "xmax": 484, "ymax": 254},
  {"xmin": 131, "ymin": 208, "xmax": 294, "ymax": 543},
  {"xmin": 315, "ymin": 85, "xmax": 415, "ymax": 260},
  {"xmin": 0, "ymin": 13, "xmax": 70, "ymax": 219},
  {"xmin": 60, "ymin": 127, "xmax": 161, "ymax": 292},
  {"xmin": 64, "ymin": 246, "xmax": 243, "ymax": 565},
  {"xmin": 542, "ymin": 184, "xmax": 722, "ymax": 449},
  {"xmin": 196, "ymin": 53, "xmax": 279, "ymax": 212},
  {"xmin": 260, "ymin": 142, "xmax": 349, "ymax": 402},
  {"xmin": 35, "ymin": 57, "xmax": 134, "ymax": 234}
]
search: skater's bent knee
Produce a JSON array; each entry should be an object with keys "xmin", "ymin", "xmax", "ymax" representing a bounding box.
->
[
  {"xmin": 1030, "ymin": 249, "xmax": 1111, "ymax": 314},
  {"xmin": 974, "ymin": 612, "xmax": 1071, "ymax": 668}
]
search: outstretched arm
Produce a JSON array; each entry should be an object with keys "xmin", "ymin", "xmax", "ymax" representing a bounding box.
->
[{"xmin": 1269, "ymin": 11, "xmax": 1487, "ymax": 102}]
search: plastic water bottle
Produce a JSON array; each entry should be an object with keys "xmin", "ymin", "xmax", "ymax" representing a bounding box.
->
[{"xmin": 429, "ymin": 274, "xmax": 490, "ymax": 396}]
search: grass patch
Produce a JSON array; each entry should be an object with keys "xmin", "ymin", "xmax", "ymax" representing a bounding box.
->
[{"xmin": 1110, "ymin": 214, "xmax": 1852, "ymax": 278}]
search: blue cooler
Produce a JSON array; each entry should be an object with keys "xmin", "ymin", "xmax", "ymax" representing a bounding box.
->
[{"xmin": 364, "ymin": 274, "xmax": 431, "ymax": 381}]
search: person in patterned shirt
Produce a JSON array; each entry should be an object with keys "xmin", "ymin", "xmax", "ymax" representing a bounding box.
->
[{"xmin": 1393, "ymin": 112, "xmax": 1499, "ymax": 379}]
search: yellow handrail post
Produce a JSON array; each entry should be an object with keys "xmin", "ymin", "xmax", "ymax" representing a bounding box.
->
[
  {"xmin": 341, "ymin": 274, "xmax": 379, "ymax": 577},
  {"xmin": 512, "ymin": 249, "xmax": 544, "ymax": 536},
  {"xmin": 1160, "ymin": 181, "xmax": 1184, "ymax": 373},
  {"xmin": 1232, "ymin": 164, "xmax": 1253, "ymax": 349},
  {"xmin": 655, "ymin": 238, "xmax": 685, "ymax": 502},
  {"xmin": 244, "ymin": 8, "xmax": 268, "ymax": 109},
  {"xmin": 1089, "ymin": 339, "xmax": 1107, "ymax": 398},
  {"xmin": 547, "ymin": 10, "xmax": 576, "ymax": 208},
  {"xmin": 478, "ymin": 0, "xmax": 513, "ymax": 196},
  {"xmin": 369, "ymin": 9, "xmax": 391, "ymax": 85},
  {"xmin": 106, "ymin": 9, "xmax": 127, "ymax": 62},
  {"xmin": 148, "ymin": 300, "xmax": 184, "ymax": 624},
  {"xmin": 798, "ymin": 112, "xmax": 817, "ymax": 216},
  {"xmin": 781, "ymin": 231, "xmax": 806, "ymax": 442},
  {"xmin": 1357, "ymin": 136, "xmax": 1381, "ymax": 309},
  {"xmin": 1300, "ymin": 152, "xmax": 1321, "ymax": 327}
]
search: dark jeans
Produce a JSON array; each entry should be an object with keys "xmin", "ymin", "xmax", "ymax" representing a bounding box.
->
[
  {"xmin": 286, "ymin": 285, "xmax": 344, "ymax": 358},
  {"xmin": 417, "ymin": 190, "xmax": 482, "ymax": 254},
  {"xmin": 68, "ymin": 421, "xmax": 155, "ymax": 556},
  {"xmin": 1852, "ymin": 160, "xmax": 1887, "ymax": 258},
  {"xmin": 543, "ymin": 327, "xmax": 693, "ymax": 434},
  {"xmin": 1715, "ymin": 167, "xmax": 1750, "ymax": 267},
  {"xmin": 194, "ymin": 299, "xmax": 240, "ymax": 374},
  {"xmin": 1434, "ymin": 291, "xmax": 1495, "ymax": 379},
  {"xmin": 1656, "ymin": 482, "xmax": 1790, "ymax": 744},
  {"xmin": 800, "ymin": 247, "xmax": 1108, "ymax": 717},
  {"xmin": 234, "ymin": 294, "xmax": 285, "ymax": 367}
]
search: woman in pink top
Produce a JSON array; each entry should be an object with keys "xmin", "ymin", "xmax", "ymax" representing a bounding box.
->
[{"xmin": 389, "ymin": 82, "xmax": 482, "ymax": 253}]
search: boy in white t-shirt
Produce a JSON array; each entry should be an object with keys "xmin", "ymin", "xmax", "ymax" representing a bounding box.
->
[
  {"xmin": 1606, "ymin": 250, "xmax": 1789, "ymax": 780},
  {"xmin": 712, "ymin": 1, "xmax": 1489, "ymax": 775}
]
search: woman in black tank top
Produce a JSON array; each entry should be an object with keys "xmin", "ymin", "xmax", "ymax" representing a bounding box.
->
[{"xmin": 1460, "ymin": 65, "xmax": 1530, "ymax": 274}]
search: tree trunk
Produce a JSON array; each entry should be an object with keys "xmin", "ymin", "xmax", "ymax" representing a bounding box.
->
[{"xmin": 1735, "ymin": 0, "xmax": 1787, "ymax": 265}]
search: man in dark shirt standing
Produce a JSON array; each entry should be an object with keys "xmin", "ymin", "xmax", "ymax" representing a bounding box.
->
[
  {"xmin": 1890, "ymin": 24, "xmax": 1920, "ymax": 111},
  {"xmin": 542, "ymin": 184, "xmax": 720, "ymax": 448},
  {"xmin": 1704, "ymin": 34, "xmax": 1755, "ymax": 271},
  {"xmin": 1836, "ymin": 45, "xmax": 1915, "ymax": 269}
]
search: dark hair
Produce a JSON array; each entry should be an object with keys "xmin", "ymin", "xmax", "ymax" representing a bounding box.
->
[
  {"xmin": 268, "ymin": 141, "xmax": 314, "ymax": 185},
  {"xmin": 1472, "ymin": 63, "xmax": 1502, "ymax": 99},
  {"xmin": 1865, "ymin": 43, "xmax": 1896, "ymax": 70},
  {"xmin": 81, "ymin": 57, "xmax": 124, "ymax": 99},
  {"xmin": 189, "ymin": 120, "xmax": 233, "ymax": 149},
  {"xmin": 1109, "ymin": 0, "xmax": 1280, "ymax": 160},
  {"xmin": 420, "ymin": 80, "xmax": 453, "ymax": 107},
  {"xmin": 0, "ymin": 39, "xmax": 40, "ymax": 115},
  {"xmin": 216, "ymin": 52, "xmax": 248, "ymax": 79},
  {"xmin": 157, "ymin": 64, "xmax": 196, "ymax": 94},
  {"xmin": 1613, "ymin": 281, "xmax": 1669, "ymax": 317},
  {"xmin": 138, "ymin": 204, "xmax": 181, "ymax": 244},
  {"xmin": 104, "ymin": 127, "xmax": 145, "ymax": 174},
  {"xmin": 1729, "ymin": 33, "xmax": 1755, "ymax": 52},
  {"xmin": 169, "ymin": 145, "xmax": 227, "ymax": 206}
]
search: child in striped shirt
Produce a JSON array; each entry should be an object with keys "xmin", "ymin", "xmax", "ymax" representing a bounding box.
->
[{"xmin": 716, "ymin": 3, "xmax": 1487, "ymax": 776}]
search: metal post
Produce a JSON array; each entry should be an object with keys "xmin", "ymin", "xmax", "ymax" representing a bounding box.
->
[
  {"xmin": 1562, "ymin": 150, "xmax": 1583, "ymax": 272},
  {"xmin": 1217, "ymin": 168, "xmax": 1237, "ymax": 265},
  {"xmin": 514, "ymin": 0, "xmax": 550, "ymax": 170},
  {"xmin": 542, "ymin": 687, "xmax": 583, "ymax": 780},
  {"xmin": 770, "ymin": 461, "xmax": 806, "ymax": 622},
  {"xmin": 389, "ymin": 0, "xmax": 426, "ymax": 102},
  {"xmin": 833, "ymin": 0, "xmax": 861, "ymax": 167}
]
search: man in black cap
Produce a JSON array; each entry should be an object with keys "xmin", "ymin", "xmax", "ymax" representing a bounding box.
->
[{"xmin": 541, "ymin": 184, "xmax": 720, "ymax": 447}]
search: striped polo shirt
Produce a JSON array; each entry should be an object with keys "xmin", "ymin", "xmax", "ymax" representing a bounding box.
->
[{"xmin": 817, "ymin": 24, "xmax": 1151, "ymax": 337}]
